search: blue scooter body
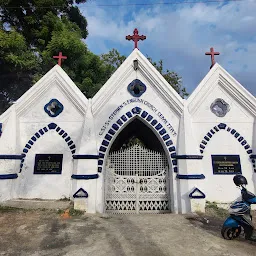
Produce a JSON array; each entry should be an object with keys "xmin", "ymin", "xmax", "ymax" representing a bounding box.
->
[
  {"xmin": 222, "ymin": 186, "xmax": 256, "ymax": 239},
  {"xmin": 223, "ymin": 217, "xmax": 240, "ymax": 228}
]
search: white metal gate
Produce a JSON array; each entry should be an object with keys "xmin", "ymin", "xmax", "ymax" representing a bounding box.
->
[{"xmin": 105, "ymin": 144, "xmax": 170, "ymax": 214}]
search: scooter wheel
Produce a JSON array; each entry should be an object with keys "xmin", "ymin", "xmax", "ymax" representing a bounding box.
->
[{"xmin": 221, "ymin": 226, "xmax": 241, "ymax": 240}]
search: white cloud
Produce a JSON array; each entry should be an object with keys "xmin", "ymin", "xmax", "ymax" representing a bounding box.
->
[{"xmin": 80, "ymin": 1, "xmax": 256, "ymax": 95}]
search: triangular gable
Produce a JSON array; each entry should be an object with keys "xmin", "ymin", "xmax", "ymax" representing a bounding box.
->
[
  {"xmin": 187, "ymin": 63, "xmax": 256, "ymax": 117},
  {"xmin": 92, "ymin": 49, "xmax": 184, "ymax": 116},
  {"xmin": 0, "ymin": 65, "xmax": 88, "ymax": 121}
]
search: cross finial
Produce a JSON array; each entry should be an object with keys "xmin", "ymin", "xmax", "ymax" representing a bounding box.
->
[
  {"xmin": 205, "ymin": 47, "xmax": 220, "ymax": 69},
  {"xmin": 126, "ymin": 28, "xmax": 146, "ymax": 50},
  {"xmin": 53, "ymin": 52, "xmax": 67, "ymax": 67}
]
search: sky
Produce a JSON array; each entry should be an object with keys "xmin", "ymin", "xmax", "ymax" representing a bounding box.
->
[{"xmin": 78, "ymin": 0, "xmax": 256, "ymax": 96}]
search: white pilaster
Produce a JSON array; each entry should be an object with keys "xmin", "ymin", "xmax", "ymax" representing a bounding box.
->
[
  {"xmin": 0, "ymin": 106, "xmax": 19, "ymax": 201},
  {"xmin": 177, "ymin": 102, "xmax": 205, "ymax": 213},
  {"xmin": 73, "ymin": 99, "xmax": 98, "ymax": 213}
]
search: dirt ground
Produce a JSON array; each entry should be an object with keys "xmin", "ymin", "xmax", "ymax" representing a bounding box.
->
[{"xmin": 0, "ymin": 208, "xmax": 255, "ymax": 256}]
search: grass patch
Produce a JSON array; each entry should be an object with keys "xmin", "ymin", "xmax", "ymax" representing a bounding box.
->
[
  {"xmin": 0, "ymin": 205, "xmax": 28, "ymax": 212},
  {"xmin": 205, "ymin": 201, "xmax": 229, "ymax": 219},
  {"xmin": 58, "ymin": 197, "xmax": 71, "ymax": 202},
  {"xmin": 69, "ymin": 208, "xmax": 84, "ymax": 216},
  {"xmin": 56, "ymin": 208, "xmax": 84, "ymax": 216}
]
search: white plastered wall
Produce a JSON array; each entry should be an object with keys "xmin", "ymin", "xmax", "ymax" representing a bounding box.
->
[
  {"xmin": 92, "ymin": 49, "xmax": 183, "ymax": 213},
  {"xmin": 188, "ymin": 63, "xmax": 256, "ymax": 205},
  {"xmin": 0, "ymin": 65, "xmax": 87, "ymax": 201}
]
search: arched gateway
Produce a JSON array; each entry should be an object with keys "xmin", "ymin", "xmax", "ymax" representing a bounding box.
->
[{"xmin": 103, "ymin": 118, "xmax": 171, "ymax": 214}]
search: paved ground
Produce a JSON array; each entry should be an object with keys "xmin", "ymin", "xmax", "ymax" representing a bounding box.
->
[{"xmin": 0, "ymin": 208, "xmax": 255, "ymax": 256}]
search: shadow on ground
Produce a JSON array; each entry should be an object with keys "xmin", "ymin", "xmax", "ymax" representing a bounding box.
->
[{"xmin": 185, "ymin": 209, "xmax": 256, "ymax": 246}]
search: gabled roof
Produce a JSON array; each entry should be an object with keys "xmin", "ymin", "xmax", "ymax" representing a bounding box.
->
[
  {"xmin": 187, "ymin": 63, "xmax": 256, "ymax": 116},
  {"xmin": 92, "ymin": 49, "xmax": 184, "ymax": 116},
  {"xmin": 0, "ymin": 65, "xmax": 88, "ymax": 121}
]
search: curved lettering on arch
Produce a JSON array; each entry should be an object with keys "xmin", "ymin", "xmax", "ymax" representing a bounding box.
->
[
  {"xmin": 97, "ymin": 106, "xmax": 178, "ymax": 173},
  {"xmin": 98, "ymin": 98, "xmax": 176, "ymax": 136}
]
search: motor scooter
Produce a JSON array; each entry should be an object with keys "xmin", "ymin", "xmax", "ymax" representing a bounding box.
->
[{"xmin": 221, "ymin": 179, "xmax": 256, "ymax": 241}]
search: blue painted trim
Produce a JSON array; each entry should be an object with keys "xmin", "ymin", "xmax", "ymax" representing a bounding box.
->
[
  {"xmin": 98, "ymin": 106, "xmax": 177, "ymax": 173},
  {"xmin": 189, "ymin": 188, "xmax": 206, "ymax": 199},
  {"xmin": 44, "ymin": 99, "xmax": 64, "ymax": 117},
  {"xmin": 127, "ymin": 79, "xmax": 147, "ymax": 97},
  {"xmin": 71, "ymin": 174, "xmax": 99, "ymax": 180},
  {"xmin": 176, "ymin": 174, "xmax": 205, "ymax": 179},
  {"xmin": 0, "ymin": 173, "xmax": 18, "ymax": 179},
  {"xmin": 20, "ymin": 123, "xmax": 76, "ymax": 172},
  {"xmin": 0, "ymin": 123, "xmax": 2, "ymax": 136},
  {"xmin": 73, "ymin": 188, "xmax": 88, "ymax": 198},
  {"xmin": 73, "ymin": 155, "xmax": 99, "ymax": 159},
  {"xmin": 200, "ymin": 123, "xmax": 254, "ymax": 170},
  {"xmin": 174, "ymin": 155, "xmax": 203, "ymax": 159},
  {"xmin": 0, "ymin": 155, "xmax": 23, "ymax": 159}
]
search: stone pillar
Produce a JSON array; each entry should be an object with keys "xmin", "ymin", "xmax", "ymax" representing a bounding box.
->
[
  {"xmin": 176, "ymin": 102, "xmax": 205, "ymax": 213},
  {"xmin": 72, "ymin": 99, "xmax": 99, "ymax": 213}
]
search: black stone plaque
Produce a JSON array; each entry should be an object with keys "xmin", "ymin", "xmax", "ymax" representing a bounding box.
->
[
  {"xmin": 34, "ymin": 154, "xmax": 63, "ymax": 174},
  {"xmin": 211, "ymin": 155, "xmax": 242, "ymax": 175}
]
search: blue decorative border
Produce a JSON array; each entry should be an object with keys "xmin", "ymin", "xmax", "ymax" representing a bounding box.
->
[
  {"xmin": 176, "ymin": 174, "xmax": 205, "ymax": 179},
  {"xmin": 20, "ymin": 123, "xmax": 76, "ymax": 172},
  {"xmin": 127, "ymin": 79, "xmax": 146, "ymax": 97},
  {"xmin": 0, "ymin": 173, "xmax": 18, "ymax": 179},
  {"xmin": 73, "ymin": 155, "xmax": 99, "ymax": 159},
  {"xmin": 0, "ymin": 155, "xmax": 23, "ymax": 159},
  {"xmin": 97, "ymin": 106, "xmax": 177, "ymax": 173},
  {"xmin": 174, "ymin": 155, "xmax": 203, "ymax": 159},
  {"xmin": 189, "ymin": 187, "xmax": 206, "ymax": 199},
  {"xmin": 71, "ymin": 174, "xmax": 99, "ymax": 180},
  {"xmin": 44, "ymin": 99, "xmax": 64, "ymax": 117},
  {"xmin": 200, "ymin": 123, "xmax": 255, "ymax": 172},
  {"xmin": 0, "ymin": 123, "xmax": 2, "ymax": 137},
  {"xmin": 73, "ymin": 188, "xmax": 89, "ymax": 198}
]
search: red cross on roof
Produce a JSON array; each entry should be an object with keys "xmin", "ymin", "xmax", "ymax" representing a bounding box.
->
[
  {"xmin": 205, "ymin": 47, "xmax": 220, "ymax": 69},
  {"xmin": 126, "ymin": 28, "xmax": 146, "ymax": 50},
  {"xmin": 53, "ymin": 52, "xmax": 67, "ymax": 67}
]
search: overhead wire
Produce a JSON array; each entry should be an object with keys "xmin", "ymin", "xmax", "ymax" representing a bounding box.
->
[{"xmin": 0, "ymin": 0, "xmax": 245, "ymax": 9}]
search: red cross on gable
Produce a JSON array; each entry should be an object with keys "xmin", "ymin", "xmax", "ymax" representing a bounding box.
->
[
  {"xmin": 205, "ymin": 47, "xmax": 220, "ymax": 69},
  {"xmin": 126, "ymin": 28, "xmax": 146, "ymax": 49},
  {"xmin": 53, "ymin": 52, "xmax": 67, "ymax": 67}
]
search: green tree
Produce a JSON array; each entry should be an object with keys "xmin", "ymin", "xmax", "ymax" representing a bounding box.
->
[
  {"xmin": 101, "ymin": 49, "xmax": 126, "ymax": 75},
  {"xmin": 147, "ymin": 57, "xmax": 188, "ymax": 98},
  {"xmin": 101, "ymin": 49, "xmax": 188, "ymax": 98},
  {"xmin": 0, "ymin": 25, "xmax": 39, "ymax": 112},
  {"xmin": 0, "ymin": 0, "xmax": 88, "ymax": 51},
  {"xmin": 41, "ymin": 21, "xmax": 113, "ymax": 98},
  {"xmin": 0, "ymin": 0, "xmax": 101, "ymax": 113}
]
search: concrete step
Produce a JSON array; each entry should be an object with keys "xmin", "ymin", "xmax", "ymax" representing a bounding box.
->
[{"xmin": 0, "ymin": 199, "xmax": 71, "ymax": 210}]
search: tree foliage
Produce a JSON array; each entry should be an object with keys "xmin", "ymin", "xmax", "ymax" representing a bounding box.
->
[
  {"xmin": 101, "ymin": 49, "xmax": 189, "ymax": 98},
  {"xmin": 0, "ymin": 0, "xmax": 100, "ymax": 113},
  {"xmin": 0, "ymin": 25, "xmax": 38, "ymax": 112},
  {"xmin": 147, "ymin": 57, "xmax": 188, "ymax": 98},
  {"xmin": 0, "ymin": 1, "xmax": 188, "ymax": 114},
  {"xmin": 0, "ymin": 0, "xmax": 88, "ymax": 50}
]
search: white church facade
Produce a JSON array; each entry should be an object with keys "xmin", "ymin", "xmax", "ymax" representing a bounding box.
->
[{"xmin": 0, "ymin": 48, "xmax": 256, "ymax": 214}]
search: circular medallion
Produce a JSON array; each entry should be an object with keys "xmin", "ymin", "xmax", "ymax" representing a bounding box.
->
[
  {"xmin": 127, "ymin": 79, "xmax": 146, "ymax": 97},
  {"xmin": 210, "ymin": 98, "xmax": 230, "ymax": 117}
]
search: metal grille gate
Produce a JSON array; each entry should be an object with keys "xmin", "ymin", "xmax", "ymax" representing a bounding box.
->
[{"xmin": 105, "ymin": 144, "xmax": 170, "ymax": 214}]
